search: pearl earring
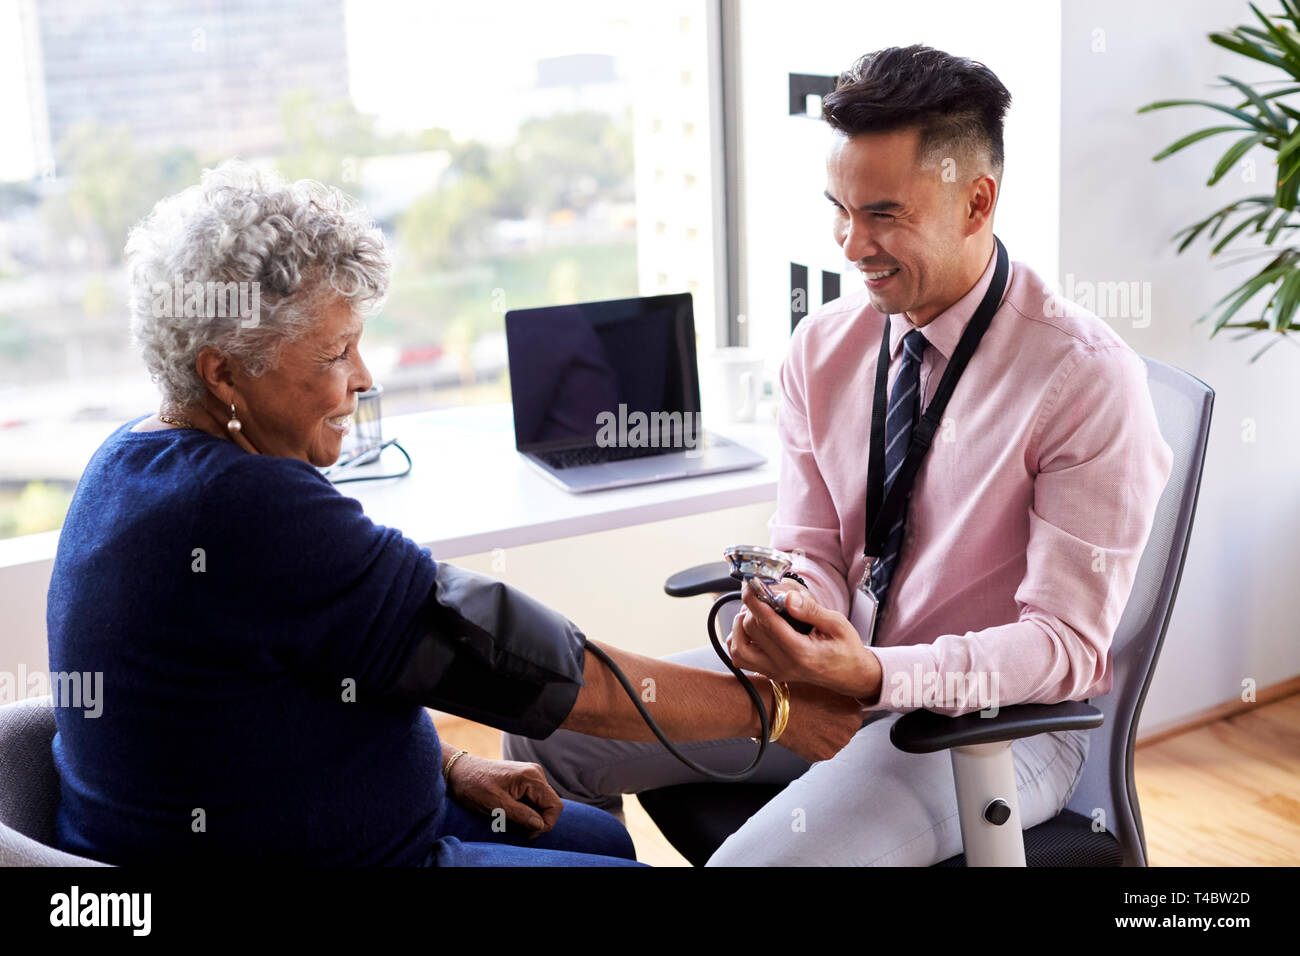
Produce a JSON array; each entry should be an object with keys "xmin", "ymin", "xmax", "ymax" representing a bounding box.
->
[{"xmin": 226, "ymin": 402, "xmax": 242, "ymax": 436}]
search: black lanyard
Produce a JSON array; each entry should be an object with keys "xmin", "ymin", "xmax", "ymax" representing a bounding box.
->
[{"xmin": 864, "ymin": 235, "xmax": 1009, "ymax": 563}]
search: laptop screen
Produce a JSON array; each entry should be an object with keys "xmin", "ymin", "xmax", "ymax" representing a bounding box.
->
[{"xmin": 505, "ymin": 292, "xmax": 701, "ymax": 452}]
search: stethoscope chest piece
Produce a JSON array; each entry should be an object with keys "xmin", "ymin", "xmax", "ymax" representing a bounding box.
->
[{"xmin": 722, "ymin": 544, "xmax": 793, "ymax": 585}]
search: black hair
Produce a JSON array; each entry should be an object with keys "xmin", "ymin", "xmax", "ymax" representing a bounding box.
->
[{"xmin": 822, "ymin": 45, "xmax": 1012, "ymax": 179}]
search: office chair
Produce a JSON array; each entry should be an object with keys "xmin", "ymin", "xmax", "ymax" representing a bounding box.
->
[
  {"xmin": 641, "ymin": 356, "xmax": 1214, "ymax": 866},
  {"xmin": 0, "ymin": 695, "xmax": 109, "ymax": 866}
]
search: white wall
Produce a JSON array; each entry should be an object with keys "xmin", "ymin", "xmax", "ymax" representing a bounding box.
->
[{"xmin": 1060, "ymin": 0, "xmax": 1300, "ymax": 730}]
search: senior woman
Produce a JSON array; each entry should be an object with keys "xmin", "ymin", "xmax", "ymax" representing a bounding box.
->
[{"xmin": 45, "ymin": 160, "xmax": 861, "ymax": 867}]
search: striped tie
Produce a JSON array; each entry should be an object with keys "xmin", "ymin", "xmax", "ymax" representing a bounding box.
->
[{"xmin": 869, "ymin": 328, "xmax": 928, "ymax": 611}]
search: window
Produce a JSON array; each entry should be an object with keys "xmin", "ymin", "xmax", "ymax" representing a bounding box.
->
[{"xmin": 0, "ymin": 0, "xmax": 721, "ymax": 540}]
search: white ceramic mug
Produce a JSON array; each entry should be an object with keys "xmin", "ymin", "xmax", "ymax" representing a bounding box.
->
[{"xmin": 708, "ymin": 347, "xmax": 765, "ymax": 423}]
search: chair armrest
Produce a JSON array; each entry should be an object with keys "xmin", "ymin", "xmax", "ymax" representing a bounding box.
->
[
  {"xmin": 889, "ymin": 701, "xmax": 1103, "ymax": 754},
  {"xmin": 664, "ymin": 561, "xmax": 737, "ymax": 597}
]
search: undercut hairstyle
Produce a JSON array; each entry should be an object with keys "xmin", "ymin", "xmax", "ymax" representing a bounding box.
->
[{"xmin": 822, "ymin": 44, "xmax": 1012, "ymax": 182}]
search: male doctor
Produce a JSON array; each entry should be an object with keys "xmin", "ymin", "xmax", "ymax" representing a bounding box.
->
[{"xmin": 505, "ymin": 44, "xmax": 1173, "ymax": 866}]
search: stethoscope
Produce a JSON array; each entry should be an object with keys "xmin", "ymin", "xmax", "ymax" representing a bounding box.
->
[{"xmin": 584, "ymin": 544, "xmax": 804, "ymax": 782}]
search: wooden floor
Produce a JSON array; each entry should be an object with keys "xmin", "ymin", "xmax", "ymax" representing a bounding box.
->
[
  {"xmin": 1134, "ymin": 692, "xmax": 1300, "ymax": 866},
  {"xmin": 433, "ymin": 691, "xmax": 1300, "ymax": 867}
]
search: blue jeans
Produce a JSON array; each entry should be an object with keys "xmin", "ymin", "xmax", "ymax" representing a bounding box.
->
[{"xmin": 420, "ymin": 796, "xmax": 647, "ymax": 867}]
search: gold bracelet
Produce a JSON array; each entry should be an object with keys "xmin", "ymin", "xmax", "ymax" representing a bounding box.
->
[
  {"xmin": 751, "ymin": 680, "xmax": 791, "ymax": 744},
  {"xmin": 769, "ymin": 680, "xmax": 791, "ymax": 743},
  {"xmin": 442, "ymin": 749, "xmax": 470, "ymax": 780}
]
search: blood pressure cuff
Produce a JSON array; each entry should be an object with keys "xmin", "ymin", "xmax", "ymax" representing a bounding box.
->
[{"xmin": 388, "ymin": 562, "xmax": 588, "ymax": 739}]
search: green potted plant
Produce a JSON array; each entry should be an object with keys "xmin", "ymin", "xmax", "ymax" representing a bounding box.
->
[{"xmin": 1139, "ymin": 0, "xmax": 1300, "ymax": 360}]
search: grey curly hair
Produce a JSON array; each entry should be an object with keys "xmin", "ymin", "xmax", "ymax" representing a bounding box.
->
[{"xmin": 126, "ymin": 159, "xmax": 390, "ymax": 409}]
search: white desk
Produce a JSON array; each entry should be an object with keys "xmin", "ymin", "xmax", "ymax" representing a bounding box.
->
[{"xmin": 336, "ymin": 403, "xmax": 782, "ymax": 559}]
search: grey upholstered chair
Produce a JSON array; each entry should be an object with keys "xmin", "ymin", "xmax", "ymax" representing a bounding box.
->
[
  {"xmin": 0, "ymin": 695, "xmax": 109, "ymax": 866},
  {"xmin": 642, "ymin": 355, "xmax": 1214, "ymax": 866}
]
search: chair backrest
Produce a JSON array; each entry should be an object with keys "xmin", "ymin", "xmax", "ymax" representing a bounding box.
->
[
  {"xmin": 1063, "ymin": 356, "xmax": 1214, "ymax": 866},
  {"xmin": 0, "ymin": 695, "xmax": 110, "ymax": 866}
]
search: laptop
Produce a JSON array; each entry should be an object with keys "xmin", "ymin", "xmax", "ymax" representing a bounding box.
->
[{"xmin": 505, "ymin": 292, "xmax": 766, "ymax": 493}]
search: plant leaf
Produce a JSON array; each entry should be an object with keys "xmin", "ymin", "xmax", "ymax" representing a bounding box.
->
[
  {"xmin": 1208, "ymin": 257, "xmax": 1281, "ymax": 309},
  {"xmin": 1278, "ymin": 0, "xmax": 1300, "ymax": 33},
  {"xmin": 1172, "ymin": 197, "xmax": 1274, "ymax": 253},
  {"xmin": 1280, "ymin": 152, "xmax": 1300, "ymax": 212},
  {"xmin": 1208, "ymin": 248, "xmax": 1289, "ymax": 304},
  {"xmin": 1151, "ymin": 124, "xmax": 1253, "ymax": 160},
  {"xmin": 1217, "ymin": 74, "xmax": 1287, "ymax": 131},
  {"xmin": 1210, "ymin": 260, "xmax": 1295, "ymax": 331},
  {"xmin": 1250, "ymin": 2, "xmax": 1300, "ymax": 67},
  {"xmin": 1237, "ymin": 24, "xmax": 1291, "ymax": 52},
  {"xmin": 1136, "ymin": 98, "xmax": 1273, "ymax": 132},
  {"xmin": 1271, "ymin": 268, "xmax": 1300, "ymax": 329},
  {"xmin": 1212, "ymin": 210, "xmax": 1270, "ymax": 254},
  {"xmin": 1210, "ymin": 32, "xmax": 1295, "ymax": 76},
  {"xmin": 1275, "ymin": 126, "xmax": 1300, "ymax": 162},
  {"xmin": 1284, "ymin": 164, "xmax": 1300, "ymax": 207},
  {"xmin": 1210, "ymin": 132, "xmax": 1269, "ymax": 184},
  {"xmin": 1257, "ymin": 83, "xmax": 1300, "ymax": 99},
  {"xmin": 1267, "ymin": 210, "xmax": 1295, "ymax": 243},
  {"xmin": 1175, "ymin": 215, "xmax": 1217, "ymax": 253}
]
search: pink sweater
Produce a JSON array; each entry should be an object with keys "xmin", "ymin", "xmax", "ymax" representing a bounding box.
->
[{"xmin": 769, "ymin": 245, "xmax": 1174, "ymax": 716}]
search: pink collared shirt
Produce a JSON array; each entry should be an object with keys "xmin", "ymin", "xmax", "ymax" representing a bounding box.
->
[{"xmin": 769, "ymin": 243, "xmax": 1174, "ymax": 716}]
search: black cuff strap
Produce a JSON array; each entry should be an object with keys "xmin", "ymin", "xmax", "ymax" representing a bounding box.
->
[{"xmin": 388, "ymin": 564, "xmax": 587, "ymax": 739}]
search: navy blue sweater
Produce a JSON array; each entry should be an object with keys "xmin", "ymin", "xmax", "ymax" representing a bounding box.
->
[{"xmin": 47, "ymin": 417, "xmax": 445, "ymax": 865}]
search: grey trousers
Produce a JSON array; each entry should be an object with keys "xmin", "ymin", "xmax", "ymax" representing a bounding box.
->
[{"xmin": 502, "ymin": 644, "xmax": 1091, "ymax": 866}]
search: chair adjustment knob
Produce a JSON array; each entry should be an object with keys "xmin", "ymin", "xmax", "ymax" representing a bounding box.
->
[{"xmin": 983, "ymin": 799, "xmax": 1012, "ymax": 826}]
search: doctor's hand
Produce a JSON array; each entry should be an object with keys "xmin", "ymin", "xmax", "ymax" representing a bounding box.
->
[{"xmin": 728, "ymin": 580, "xmax": 883, "ymax": 701}]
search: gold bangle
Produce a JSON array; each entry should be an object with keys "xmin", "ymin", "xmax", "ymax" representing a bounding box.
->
[
  {"xmin": 769, "ymin": 680, "xmax": 791, "ymax": 743},
  {"xmin": 442, "ymin": 749, "xmax": 469, "ymax": 780},
  {"xmin": 751, "ymin": 680, "xmax": 791, "ymax": 744}
]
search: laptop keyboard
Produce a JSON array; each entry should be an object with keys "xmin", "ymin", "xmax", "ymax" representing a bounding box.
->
[{"xmin": 536, "ymin": 444, "xmax": 679, "ymax": 469}]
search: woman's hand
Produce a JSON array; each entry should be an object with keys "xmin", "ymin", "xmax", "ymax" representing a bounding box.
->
[
  {"xmin": 727, "ymin": 580, "xmax": 882, "ymax": 700},
  {"xmin": 773, "ymin": 680, "xmax": 865, "ymax": 762},
  {"xmin": 445, "ymin": 755, "xmax": 564, "ymax": 836}
]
